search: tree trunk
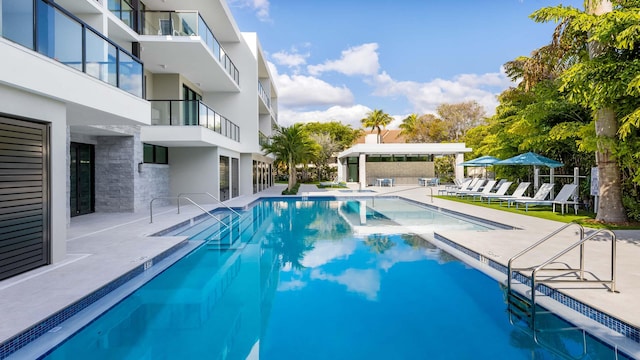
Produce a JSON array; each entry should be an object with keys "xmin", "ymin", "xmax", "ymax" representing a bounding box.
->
[
  {"xmin": 595, "ymin": 109, "xmax": 627, "ymax": 222},
  {"xmin": 288, "ymin": 160, "xmax": 296, "ymax": 191},
  {"xmin": 587, "ymin": 0, "xmax": 628, "ymax": 223}
]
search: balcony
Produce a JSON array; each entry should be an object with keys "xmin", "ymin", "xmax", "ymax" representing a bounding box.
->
[
  {"xmin": 258, "ymin": 82, "xmax": 271, "ymax": 109},
  {"xmin": 141, "ymin": 11, "xmax": 238, "ymax": 85},
  {"xmin": 106, "ymin": 5, "xmax": 240, "ymax": 89},
  {"xmin": 150, "ymin": 100, "xmax": 239, "ymax": 142},
  {"xmin": 2, "ymin": 0, "xmax": 143, "ymax": 98},
  {"xmin": 259, "ymin": 131, "xmax": 270, "ymax": 147}
]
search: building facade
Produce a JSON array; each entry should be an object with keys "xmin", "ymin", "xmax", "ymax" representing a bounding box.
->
[
  {"xmin": 337, "ymin": 134, "xmax": 471, "ymax": 187},
  {"xmin": 0, "ymin": 0, "xmax": 278, "ymax": 280}
]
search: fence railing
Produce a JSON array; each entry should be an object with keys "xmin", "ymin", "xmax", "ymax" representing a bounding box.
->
[
  {"xmin": 2, "ymin": 0, "xmax": 143, "ymax": 97},
  {"xmin": 138, "ymin": 10, "xmax": 240, "ymax": 86},
  {"xmin": 150, "ymin": 100, "xmax": 240, "ymax": 142}
]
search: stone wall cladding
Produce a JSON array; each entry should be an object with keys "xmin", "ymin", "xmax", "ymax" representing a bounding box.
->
[
  {"xmin": 366, "ymin": 161, "xmax": 435, "ymax": 185},
  {"xmin": 137, "ymin": 164, "xmax": 171, "ymax": 210},
  {"xmin": 94, "ymin": 132, "xmax": 136, "ymax": 212}
]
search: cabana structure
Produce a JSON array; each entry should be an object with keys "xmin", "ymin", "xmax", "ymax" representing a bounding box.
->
[{"xmin": 336, "ymin": 141, "xmax": 472, "ymax": 188}]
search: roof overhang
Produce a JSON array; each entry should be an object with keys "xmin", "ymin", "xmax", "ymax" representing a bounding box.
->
[{"xmin": 337, "ymin": 143, "xmax": 472, "ymax": 159}]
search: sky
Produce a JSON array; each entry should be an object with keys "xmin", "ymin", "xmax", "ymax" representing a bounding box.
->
[{"xmin": 227, "ymin": 0, "xmax": 585, "ymax": 129}]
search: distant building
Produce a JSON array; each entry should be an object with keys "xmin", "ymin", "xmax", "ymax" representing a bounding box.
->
[{"xmin": 338, "ymin": 131, "xmax": 471, "ymax": 187}]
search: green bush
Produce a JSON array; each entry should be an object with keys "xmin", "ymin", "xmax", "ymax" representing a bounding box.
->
[{"xmin": 282, "ymin": 182, "xmax": 301, "ymax": 195}]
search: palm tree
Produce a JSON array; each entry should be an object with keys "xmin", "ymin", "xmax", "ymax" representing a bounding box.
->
[
  {"xmin": 361, "ymin": 109, "xmax": 392, "ymax": 143},
  {"xmin": 262, "ymin": 124, "xmax": 319, "ymax": 190},
  {"xmin": 399, "ymin": 113, "xmax": 418, "ymax": 141}
]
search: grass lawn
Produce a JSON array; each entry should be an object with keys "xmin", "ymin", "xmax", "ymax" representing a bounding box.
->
[{"xmin": 436, "ymin": 195, "xmax": 640, "ymax": 230}]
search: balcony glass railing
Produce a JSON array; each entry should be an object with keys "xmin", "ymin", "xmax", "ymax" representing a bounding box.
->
[
  {"xmin": 150, "ymin": 100, "xmax": 240, "ymax": 142},
  {"xmin": 1, "ymin": 0, "xmax": 143, "ymax": 97},
  {"xmin": 258, "ymin": 82, "xmax": 271, "ymax": 108},
  {"xmin": 258, "ymin": 131, "xmax": 270, "ymax": 147},
  {"xmin": 108, "ymin": 0, "xmax": 133, "ymax": 28},
  {"xmin": 138, "ymin": 10, "xmax": 240, "ymax": 86}
]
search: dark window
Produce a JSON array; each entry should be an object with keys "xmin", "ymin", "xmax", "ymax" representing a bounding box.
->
[{"xmin": 143, "ymin": 143, "xmax": 168, "ymax": 164}]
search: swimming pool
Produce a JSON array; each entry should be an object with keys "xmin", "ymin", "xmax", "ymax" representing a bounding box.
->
[{"xmin": 27, "ymin": 198, "xmax": 634, "ymax": 359}]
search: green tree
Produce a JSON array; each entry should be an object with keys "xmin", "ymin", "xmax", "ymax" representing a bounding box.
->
[
  {"xmin": 262, "ymin": 124, "xmax": 319, "ymax": 190},
  {"xmin": 361, "ymin": 109, "xmax": 393, "ymax": 143},
  {"xmin": 304, "ymin": 121, "xmax": 362, "ymax": 150},
  {"xmin": 399, "ymin": 113, "xmax": 419, "ymax": 140},
  {"xmin": 309, "ymin": 132, "xmax": 339, "ymax": 181},
  {"xmin": 531, "ymin": 0, "xmax": 640, "ymax": 222},
  {"xmin": 436, "ymin": 101, "xmax": 486, "ymax": 141}
]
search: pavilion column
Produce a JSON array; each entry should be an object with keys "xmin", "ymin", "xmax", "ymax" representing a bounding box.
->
[
  {"xmin": 359, "ymin": 153, "xmax": 366, "ymax": 188},
  {"xmin": 455, "ymin": 153, "xmax": 465, "ymax": 181},
  {"xmin": 337, "ymin": 157, "xmax": 344, "ymax": 181}
]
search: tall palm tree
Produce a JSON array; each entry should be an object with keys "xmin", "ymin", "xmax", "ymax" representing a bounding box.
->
[
  {"xmin": 262, "ymin": 124, "xmax": 319, "ymax": 190},
  {"xmin": 399, "ymin": 113, "xmax": 419, "ymax": 142},
  {"xmin": 361, "ymin": 109, "xmax": 392, "ymax": 143}
]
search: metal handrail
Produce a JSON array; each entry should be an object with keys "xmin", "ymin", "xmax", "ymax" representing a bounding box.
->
[
  {"xmin": 177, "ymin": 192, "xmax": 241, "ymax": 216},
  {"xmin": 530, "ymin": 229, "xmax": 617, "ymax": 308},
  {"xmin": 426, "ymin": 187, "xmax": 434, "ymax": 203},
  {"xmin": 507, "ymin": 222, "xmax": 584, "ymax": 294},
  {"xmin": 149, "ymin": 196, "xmax": 228, "ymax": 228}
]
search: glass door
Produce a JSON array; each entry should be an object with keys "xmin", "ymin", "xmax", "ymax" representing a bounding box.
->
[
  {"xmin": 70, "ymin": 142, "xmax": 95, "ymax": 216},
  {"xmin": 232, "ymin": 158, "xmax": 239, "ymax": 198},
  {"xmin": 220, "ymin": 156, "xmax": 230, "ymax": 201},
  {"xmin": 182, "ymin": 85, "xmax": 201, "ymax": 125}
]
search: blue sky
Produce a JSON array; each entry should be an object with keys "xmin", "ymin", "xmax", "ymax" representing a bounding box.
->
[{"xmin": 228, "ymin": 0, "xmax": 584, "ymax": 129}]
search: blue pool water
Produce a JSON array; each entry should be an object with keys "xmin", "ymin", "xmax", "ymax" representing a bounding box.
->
[{"xmin": 40, "ymin": 198, "xmax": 630, "ymax": 359}]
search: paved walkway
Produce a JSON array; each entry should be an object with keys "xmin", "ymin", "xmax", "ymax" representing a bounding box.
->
[{"xmin": 1, "ymin": 183, "xmax": 639, "ymax": 356}]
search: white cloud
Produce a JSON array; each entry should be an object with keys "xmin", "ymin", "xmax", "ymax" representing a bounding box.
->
[
  {"xmin": 229, "ymin": 0, "xmax": 271, "ymax": 22},
  {"xmin": 272, "ymin": 50, "xmax": 309, "ymax": 68},
  {"xmin": 311, "ymin": 268, "xmax": 380, "ymax": 301},
  {"xmin": 277, "ymin": 278, "xmax": 307, "ymax": 291},
  {"xmin": 278, "ymin": 105, "xmax": 370, "ymax": 128},
  {"xmin": 377, "ymin": 246, "xmax": 429, "ymax": 271},
  {"xmin": 370, "ymin": 69, "xmax": 513, "ymax": 117},
  {"xmin": 308, "ymin": 43, "xmax": 380, "ymax": 76},
  {"xmin": 300, "ymin": 240, "xmax": 357, "ymax": 268},
  {"xmin": 276, "ymin": 74, "xmax": 354, "ymax": 108}
]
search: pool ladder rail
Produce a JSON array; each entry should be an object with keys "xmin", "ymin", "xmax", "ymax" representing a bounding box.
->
[
  {"xmin": 149, "ymin": 192, "xmax": 241, "ymax": 224},
  {"xmin": 504, "ymin": 222, "xmax": 618, "ymax": 358}
]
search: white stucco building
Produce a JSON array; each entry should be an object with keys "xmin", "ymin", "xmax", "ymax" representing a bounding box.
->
[
  {"xmin": 0, "ymin": 0, "xmax": 277, "ymax": 280},
  {"xmin": 337, "ymin": 135, "xmax": 471, "ymax": 188}
]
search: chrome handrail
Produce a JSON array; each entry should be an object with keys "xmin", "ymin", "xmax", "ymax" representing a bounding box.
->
[
  {"xmin": 149, "ymin": 196, "xmax": 229, "ymax": 228},
  {"xmin": 530, "ymin": 229, "xmax": 617, "ymax": 308},
  {"xmin": 177, "ymin": 192, "xmax": 241, "ymax": 216},
  {"xmin": 507, "ymin": 222, "xmax": 584, "ymax": 294}
]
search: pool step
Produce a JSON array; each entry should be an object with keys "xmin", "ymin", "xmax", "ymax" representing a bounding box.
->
[{"xmin": 204, "ymin": 214, "xmax": 255, "ymax": 250}]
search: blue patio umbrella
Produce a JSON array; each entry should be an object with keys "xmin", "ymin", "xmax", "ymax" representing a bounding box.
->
[
  {"xmin": 458, "ymin": 155, "xmax": 501, "ymax": 166},
  {"xmin": 495, "ymin": 152, "xmax": 563, "ymax": 193},
  {"xmin": 458, "ymin": 155, "xmax": 501, "ymax": 178},
  {"xmin": 494, "ymin": 152, "xmax": 562, "ymax": 168}
]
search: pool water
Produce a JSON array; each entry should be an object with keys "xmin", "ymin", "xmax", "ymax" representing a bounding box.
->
[{"xmin": 41, "ymin": 199, "xmax": 629, "ymax": 359}]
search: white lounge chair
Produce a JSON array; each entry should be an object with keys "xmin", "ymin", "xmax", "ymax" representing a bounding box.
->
[
  {"xmin": 552, "ymin": 185, "xmax": 581, "ymax": 215},
  {"xmin": 461, "ymin": 180, "xmax": 496, "ymax": 199},
  {"xmin": 319, "ymin": 178, "xmax": 347, "ymax": 188},
  {"xmin": 514, "ymin": 184, "xmax": 578, "ymax": 212},
  {"xmin": 500, "ymin": 183, "xmax": 554, "ymax": 208},
  {"xmin": 472, "ymin": 181, "xmax": 512, "ymax": 201},
  {"xmin": 484, "ymin": 182, "xmax": 530, "ymax": 204},
  {"xmin": 453, "ymin": 179, "xmax": 486, "ymax": 197},
  {"xmin": 514, "ymin": 183, "xmax": 578, "ymax": 213},
  {"xmin": 445, "ymin": 179, "xmax": 472, "ymax": 195}
]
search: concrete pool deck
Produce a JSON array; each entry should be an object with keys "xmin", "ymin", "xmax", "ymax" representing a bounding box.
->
[{"xmin": 1, "ymin": 183, "xmax": 639, "ymax": 356}]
